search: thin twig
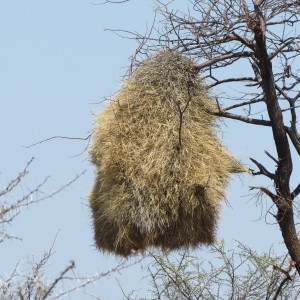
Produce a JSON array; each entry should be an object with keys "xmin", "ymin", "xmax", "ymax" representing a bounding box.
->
[{"xmin": 24, "ymin": 134, "xmax": 91, "ymax": 149}]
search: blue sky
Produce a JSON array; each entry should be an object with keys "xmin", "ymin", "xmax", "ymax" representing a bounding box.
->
[{"xmin": 0, "ymin": 1, "xmax": 292, "ymax": 299}]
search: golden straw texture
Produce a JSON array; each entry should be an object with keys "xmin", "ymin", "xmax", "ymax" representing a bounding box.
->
[{"xmin": 89, "ymin": 50, "xmax": 246, "ymax": 256}]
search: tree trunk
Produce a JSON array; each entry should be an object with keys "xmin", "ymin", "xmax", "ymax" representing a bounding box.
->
[
  {"xmin": 253, "ymin": 10, "xmax": 300, "ymax": 274},
  {"xmin": 277, "ymin": 208, "xmax": 300, "ymax": 274}
]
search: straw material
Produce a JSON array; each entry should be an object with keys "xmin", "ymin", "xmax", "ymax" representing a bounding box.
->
[{"xmin": 89, "ymin": 50, "xmax": 246, "ymax": 256}]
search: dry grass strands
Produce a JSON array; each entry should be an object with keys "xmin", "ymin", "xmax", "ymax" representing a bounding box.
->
[{"xmin": 89, "ymin": 50, "xmax": 246, "ymax": 257}]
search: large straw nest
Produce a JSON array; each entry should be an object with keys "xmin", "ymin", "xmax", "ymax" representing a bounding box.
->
[{"xmin": 89, "ymin": 50, "xmax": 246, "ymax": 256}]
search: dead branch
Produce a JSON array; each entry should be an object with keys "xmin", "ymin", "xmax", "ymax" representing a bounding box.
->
[
  {"xmin": 264, "ymin": 151, "xmax": 279, "ymax": 164},
  {"xmin": 24, "ymin": 134, "xmax": 91, "ymax": 149},
  {"xmin": 0, "ymin": 157, "xmax": 34, "ymax": 198},
  {"xmin": 194, "ymin": 51, "xmax": 253, "ymax": 71},
  {"xmin": 249, "ymin": 186, "xmax": 276, "ymax": 201},
  {"xmin": 0, "ymin": 159, "xmax": 85, "ymax": 243},
  {"xmin": 250, "ymin": 157, "xmax": 275, "ymax": 179},
  {"xmin": 209, "ymin": 110, "xmax": 272, "ymax": 126}
]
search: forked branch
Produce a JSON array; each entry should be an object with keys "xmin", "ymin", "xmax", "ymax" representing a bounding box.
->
[{"xmin": 250, "ymin": 158, "xmax": 275, "ymax": 179}]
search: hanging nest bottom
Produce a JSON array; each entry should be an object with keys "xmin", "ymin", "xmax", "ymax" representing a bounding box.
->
[{"xmin": 90, "ymin": 173, "xmax": 219, "ymax": 256}]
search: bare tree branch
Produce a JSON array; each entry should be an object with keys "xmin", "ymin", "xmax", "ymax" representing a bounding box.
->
[
  {"xmin": 0, "ymin": 157, "xmax": 34, "ymax": 197},
  {"xmin": 24, "ymin": 134, "xmax": 91, "ymax": 149},
  {"xmin": 265, "ymin": 150, "xmax": 279, "ymax": 164},
  {"xmin": 210, "ymin": 110, "xmax": 272, "ymax": 126},
  {"xmin": 194, "ymin": 51, "xmax": 253, "ymax": 71},
  {"xmin": 250, "ymin": 157, "xmax": 275, "ymax": 179},
  {"xmin": 249, "ymin": 186, "xmax": 277, "ymax": 200}
]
